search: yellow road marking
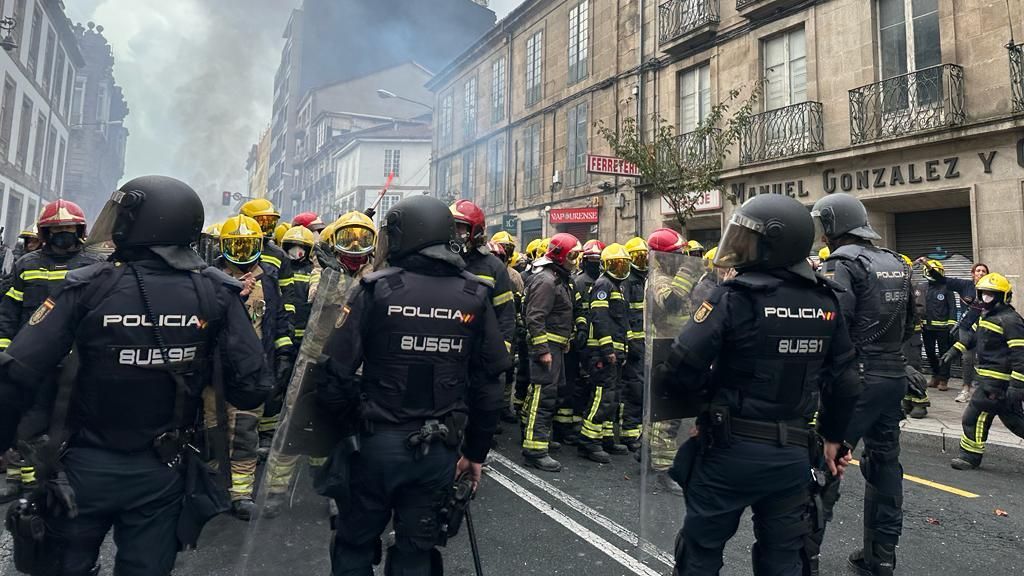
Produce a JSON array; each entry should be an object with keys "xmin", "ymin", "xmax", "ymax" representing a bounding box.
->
[{"xmin": 850, "ymin": 459, "xmax": 979, "ymax": 499}]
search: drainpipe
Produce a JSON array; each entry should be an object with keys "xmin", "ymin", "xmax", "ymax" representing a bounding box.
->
[{"xmin": 636, "ymin": 0, "xmax": 646, "ymax": 238}]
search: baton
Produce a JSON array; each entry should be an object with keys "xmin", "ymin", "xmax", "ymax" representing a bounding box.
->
[
  {"xmin": 368, "ymin": 171, "xmax": 396, "ymax": 214},
  {"xmin": 465, "ymin": 502, "xmax": 484, "ymax": 576}
]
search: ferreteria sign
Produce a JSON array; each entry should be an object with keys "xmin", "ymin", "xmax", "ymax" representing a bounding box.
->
[{"xmin": 728, "ymin": 148, "xmax": 1004, "ymax": 203}]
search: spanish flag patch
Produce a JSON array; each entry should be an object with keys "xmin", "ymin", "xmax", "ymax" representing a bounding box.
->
[
  {"xmin": 28, "ymin": 298, "xmax": 55, "ymax": 326},
  {"xmin": 693, "ymin": 301, "xmax": 714, "ymax": 323}
]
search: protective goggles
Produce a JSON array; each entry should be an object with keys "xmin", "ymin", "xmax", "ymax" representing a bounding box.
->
[
  {"xmin": 253, "ymin": 214, "xmax": 279, "ymax": 235},
  {"xmin": 631, "ymin": 251, "xmax": 649, "ymax": 272},
  {"xmin": 334, "ymin": 226, "xmax": 375, "ymax": 256},
  {"xmin": 605, "ymin": 258, "xmax": 631, "ymax": 280},
  {"xmin": 221, "ymin": 236, "xmax": 262, "ymax": 265}
]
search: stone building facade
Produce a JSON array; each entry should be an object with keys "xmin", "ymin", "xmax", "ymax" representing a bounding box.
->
[{"xmin": 429, "ymin": 0, "xmax": 1024, "ymax": 280}]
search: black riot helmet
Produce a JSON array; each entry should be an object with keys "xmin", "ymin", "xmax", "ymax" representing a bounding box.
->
[
  {"xmin": 713, "ymin": 194, "xmax": 814, "ymax": 272},
  {"xmin": 380, "ymin": 195, "xmax": 461, "ymax": 266},
  {"xmin": 87, "ymin": 175, "xmax": 207, "ymax": 269},
  {"xmin": 810, "ymin": 192, "xmax": 881, "ymax": 243}
]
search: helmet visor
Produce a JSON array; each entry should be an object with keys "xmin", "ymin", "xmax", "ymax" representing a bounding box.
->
[
  {"xmin": 83, "ymin": 194, "xmax": 124, "ymax": 248},
  {"xmin": 713, "ymin": 212, "xmax": 763, "ymax": 269},
  {"xmin": 605, "ymin": 258, "xmax": 631, "ymax": 280},
  {"xmin": 631, "ymin": 251, "xmax": 649, "ymax": 272},
  {"xmin": 222, "ymin": 236, "xmax": 262, "ymax": 265},
  {"xmin": 253, "ymin": 214, "xmax": 279, "ymax": 236},
  {"xmin": 334, "ymin": 226, "xmax": 375, "ymax": 256},
  {"xmin": 566, "ymin": 249, "xmax": 582, "ymax": 269}
]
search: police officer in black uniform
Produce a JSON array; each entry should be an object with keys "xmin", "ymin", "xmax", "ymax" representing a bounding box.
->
[
  {"xmin": 655, "ymin": 194, "xmax": 860, "ymax": 576},
  {"xmin": 809, "ymin": 192, "xmax": 915, "ymax": 576},
  {"xmin": 0, "ymin": 175, "xmax": 270, "ymax": 576},
  {"xmin": 317, "ymin": 195, "xmax": 511, "ymax": 575}
]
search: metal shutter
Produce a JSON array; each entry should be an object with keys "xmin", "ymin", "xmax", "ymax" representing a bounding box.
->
[{"xmin": 894, "ymin": 208, "xmax": 973, "ymax": 262}]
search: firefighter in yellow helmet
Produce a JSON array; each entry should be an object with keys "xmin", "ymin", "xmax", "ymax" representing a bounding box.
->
[
  {"xmin": 684, "ymin": 239, "xmax": 705, "ymax": 258},
  {"xmin": 240, "ymin": 199, "xmax": 295, "ymax": 324},
  {"xmin": 491, "ymin": 231, "xmax": 526, "ymax": 424},
  {"xmin": 918, "ymin": 259, "xmax": 956, "ymax": 390},
  {"xmin": 274, "ymin": 223, "xmax": 291, "ymax": 246},
  {"xmin": 620, "ymin": 237, "xmax": 648, "ymax": 448},
  {"xmin": 198, "ymin": 223, "xmax": 222, "ymax": 265},
  {"xmin": 212, "ymin": 215, "xmax": 294, "ymax": 520}
]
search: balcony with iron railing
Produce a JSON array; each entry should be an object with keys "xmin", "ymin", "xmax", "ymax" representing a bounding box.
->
[
  {"xmin": 739, "ymin": 101, "xmax": 824, "ymax": 165},
  {"xmin": 849, "ymin": 64, "xmax": 965, "ymax": 145},
  {"xmin": 735, "ymin": 0, "xmax": 804, "ymax": 19},
  {"xmin": 658, "ymin": 0, "xmax": 719, "ymax": 55},
  {"xmin": 1009, "ymin": 44, "xmax": 1024, "ymax": 113},
  {"xmin": 674, "ymin": 128, "xmax": 721, "ymax": 168}
]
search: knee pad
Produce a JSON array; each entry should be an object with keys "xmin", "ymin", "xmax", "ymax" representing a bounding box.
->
[{"xmin": 861, "ymin": 442, "xmax": 901, "ymax": 486}]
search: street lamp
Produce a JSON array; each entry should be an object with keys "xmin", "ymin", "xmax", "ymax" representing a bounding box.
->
[
  {"xmin": 0, "ymin": 17, "xmax": 18, "ymax": 52},
  {"xmin": 376, "ymin": 88, "xmax": 434, "ymax": 111}
]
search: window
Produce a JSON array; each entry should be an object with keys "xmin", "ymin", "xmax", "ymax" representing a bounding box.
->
[
  {"xmin": 878, "ymin": 0, "xmax": 941, "ymax": 107},
  {"xmin": 27, "ymin": 4, "xmax": 41, "ymax": 73},
  {"xmin": 0, "ymin": 76, "xmax": 16, "ymax": 158},
  {"xmin": 15, "ymin": 96, "xmax": 32, "ymax": 170},
  {"xmin": 4, "ymin": 188, "xmax": 21, "ymax": 246},
  {"xmin": 31, "ymin": 112, "xmax": 44, "ymax": 177},
  {"xmin": 436, "ymin": 158, "xmax": 453, "ymax": 199},
  {"xmin": 487, "ymin": 136, "xmax": 506, "ymax": 206},
  {"xmin": 379, "ymin": 194, "xmax": 400, "ymax": 217},
  {"xmin": 463, "ymin": 76, "xmax": 477, "ymax": 140},
  {"xmin": 439, "ymin": 92, "xmax": 453, "ymax": 147},
  {"xmin": 42, "ymin": 26, "xmax": 55, "ymax": 95},
  {"xmin": 384, "ymin": 148, "xmax": 401, "ymax": 178},
  {"xmin": 491, "ymin": 57, "xmax": 506, "ymax": 123},
  {"xmin": 763, "ymin": 27, "xmax": 806, "ymax": 110},
  {"xmin": 71, "ymin": 76, "xmax": 85, "ymax": 126},
  {"xmin": 525, "ymin": 30, "xmax": 543, "ymax": 106},
  {"xmin": 42, "ymin": 125, "xmax": 55, "ymax": 189},
  {"xmin": 53, "ymin": 50, "xmax": 65, "ymax": 110},
  {"xmin": 54, "ymin": 136, "xmax": 64, "ymax": 192},
  {"xmin": 25, "ymin": 198, "xmax": 35, "ymax": 232},
  {"xmin": 566, "ymin": 101, "xmax": 588, "ymax": 186},
  {"xmin": 13, "ymin": 0, "xmax": 25, "ymax": 55},
  {"xmin": 679, "ymin": 64, "xmax": 711, "ymax": 133},
  {"xmin": 63, "ymin": 67, "xmax": 74, "ymax": 118},
  {"xmin": 461, "ymin": 149, "xmax": 476, "ymax": 199},
  {"xmin": 524, "ymin": 123, "xmax": 541, "ymax": 197},
  {"xmin": 568, "ymin": 1, "xmax": 590, "ymax": 84}
]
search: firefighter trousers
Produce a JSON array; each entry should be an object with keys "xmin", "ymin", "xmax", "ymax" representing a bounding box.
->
[
  {"xmin": 521, "ymin": 348, "xmax": 564, "ymax": 457},
  {"xmin": 958, "ymin": 386, "xmax": 1024, "ymax": 465},
  {"xmin": 581, "ymin": 359, "xmax": 621, "ymax": 448},
  {"xmin": 203, "ymin": 387, "xmax": 263, "ymax": 501}
]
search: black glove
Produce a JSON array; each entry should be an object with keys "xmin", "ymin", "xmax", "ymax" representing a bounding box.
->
[
  {"xmin": 275, "ymin": 352, "xmax": 295, "ymax": 390},
  {"xmin": 364, "ymin": 207, "xmax": 376, "ymax": 219},
  {"xmin": 940, "ymin": 347, "xmax": 960, "ymax": 368},
  {"xmin": 45, "ymin": 470, "xmax": 77, "ymax": 519}
]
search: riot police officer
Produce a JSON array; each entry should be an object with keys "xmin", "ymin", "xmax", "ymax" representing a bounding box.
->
[
  {"xmin": 0, "ymin": 175, "xmax": 270, "ymax": 576},
  {"xmin": 317, "ymin": 195, "xmax": 511, "ymax": 575},
  {"xmin": 810, "ymin": 192, "xmax": 915, "ymax": 576},
  {"xmin": 656, "ymin": 194, "xmax": 860, "ymax": 576}
]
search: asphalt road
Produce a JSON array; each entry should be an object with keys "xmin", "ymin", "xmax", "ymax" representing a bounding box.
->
[{"xmin": 3, "ymin": 428, "xmax": 1023, "ymax": 575}]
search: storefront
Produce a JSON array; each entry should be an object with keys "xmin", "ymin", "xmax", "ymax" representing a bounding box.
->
[
  {"xmin": 549, "ymin": 206, "xmax": 599, "ymax": 243},
  {"xmin": 657, "ymin": 189, "xmax": 724, "ymax": 249}
]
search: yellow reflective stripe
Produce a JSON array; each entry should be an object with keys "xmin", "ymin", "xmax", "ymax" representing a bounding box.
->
[
  {"xmin": 294, "ymin": 329, "xmax": 305, "ymax": 338},
  {"xmin": 575, "ymin": 316, "xmax": 587, "ymax": 325},
  {"xmin": 505, "ymin": 341, "xmax": 512, "ymax": 353},
  {"xmin": 590, "ymin": 300, "xmax": 609, "ymax": 308},
  {"xmin": 261, "ymin": 254, "xmax": 282, "ymax": 268},
  {"xmin": 672, "ymin": 275, "xmax": 693, "ymax": 288},
  {"xmin": 5, "ymin": 288, "xmax": 23, "ymax": 302},
  {"xmin": 979, "ymin": 320, "xmax": 1004, "ymax": 334},
  {"xmin": 598, "ymin": 336, "xmax": 613, "ymax": 346},
  {"xmin": 629, "ymin": 302, "xmax": 645, "ymax": 310},
  {"xmin": 621, "ymin": 427, "xmax": 642, "ymax": 439},
  {"xmin": 927, "ymin": 320, "xmax": 954, "ymax": 327},
  {"xmin": 960, "ymin": 435, "xmax": 984, "ymax": 454},
  {"xmin": 1012, "ymin": 371, "xmax": 1024, "ymax": 382},
  {"xmin": 581, "ymin": 386, "xmax": 604, "ymax": 439},
  {"xmin": 609, "ymin": 291, "xmax": 624, "ymax": 300},
  {"xmin": 612, "ymin": 342, "xmax": 626, "ymax": 351},
  {"xmin": 283, "ymin": 304, "xmax": 296, "ymax": 313},
  {"xmin": 21, "ymin": 270, "xmax": 68, "ymax": 281},
  {"xmin": 1008, "ymin": 339, "xmax": 1024, "ymax": 348},
  {"xmin": 523, "ymin": 383, "xmax": 545, "ymax": 450},
  {"xmin": 476, "ymin": 274, "xmax": 495, "ymax": 282},
  {"xmin": 274, "ymin": 337, "xmax": 293, "ymax": 349},
  {"xmin": 0, "ymin": 338, "xmax": 10, "ymax": 349},
  {"xmin": 279, "ymin": 277, "xmax": 295, "ymax": 287},
  {"xmin": 530, "ymin": 334, "xmax": 549, "ymax": 345},
  {"xmin": 493, "ymin": 291, "xmax": 514, "ymax": 306},
  {"xmin": 292, "ymin": 273, "xmax": 311, "ymax": 281},
  {"xmin": 627, "ymin": 331, "xmax": 644, "ymax": 341},
  {"xmin": 976, "ymin": 367, "xmax": 1010, "ymax": 381},
  {"xmin": 546, "ymin": 333, "xmax": 569, "ymax": 345},
  {"xmin": 953, "ymin": 341, "xmax": 967, "ymax": 353},
  {"xmin": 20, "ymin": 466, "xmax": 35, "ymax": 484}
]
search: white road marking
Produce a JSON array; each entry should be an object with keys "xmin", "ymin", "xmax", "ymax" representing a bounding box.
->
[
  {"xmin": 486, "ymin": 468, "xmax": 664, "ymax": 576},
  {"xmin": 488, "ymin": 451, "xmax": 675, "ymax": 568}
]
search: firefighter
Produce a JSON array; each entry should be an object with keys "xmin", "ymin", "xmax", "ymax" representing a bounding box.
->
[
  {"xmin": 491, "ymin": 232, "xmax": 526, "ymax": 424},
  {"xmin": 920, "ymin": 259, "xmax": 957, "ymax": 390},
  {"xmin": 521, "ymin": 233, "xmax": 580, "ymax": 471},
  {"xmin": 240, "ymin": 198, "xmax": 295, "ymax": 324},
  {"xmin": 309, "ymin": 211, "xmax": 377, "ymax": 301},
  {"xmin": 214, "ymin": 214, "xmax": 294, "ymax": 520},
  {"xmin": 684, "ymin": 239, "xmax": 705, "ymax": 258},
  {"xmin": 579, "ymin": 243, "xmax": 632, "ymax": 463},
  {"xmin": 199, "ymin": 223, "xmax": 223, "ymax": 265},
  {"xmin": 942, "ymin": 273, "xmax": 1024, "ymax": 470},
  {"xmin": 273, "ymin": 222, "xmax": 291, "ymax": 247},
  {"xmin": 621, "ymin": 237, "xmax": 649, "ymax": 449},
  {"xmin": 902, "ymin": 254, "xmax": 931, "ymax": 419},
  {"xmin": 567, "ymin": 239, "xmax": 605, "ymax": 441},
  {"xmin": 292, "ymin": 211, "xmax": 327, "ymax": 235}
]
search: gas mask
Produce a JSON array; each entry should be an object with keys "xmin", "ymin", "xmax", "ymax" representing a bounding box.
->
[{"xmin": 48, "ymin": 231, "xmax": 79, "ymax": 251}]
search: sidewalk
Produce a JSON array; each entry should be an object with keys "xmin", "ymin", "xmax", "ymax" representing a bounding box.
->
[{"xmin": 901, "ymin": 377, "xmax": 1024, "ymax": 449}]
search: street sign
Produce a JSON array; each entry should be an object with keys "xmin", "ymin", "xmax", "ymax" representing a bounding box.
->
[
  {"xmin": 586, "ymin": 154, "xmax": 641, "ymax": 177},
  {"xmin": 502, "ymin": 214, "xmax": 518, "ymax": 233}
]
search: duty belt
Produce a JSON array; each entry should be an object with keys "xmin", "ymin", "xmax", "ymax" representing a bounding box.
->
[{"xmin": 730, "ymin": 417, "xmax": 812, "ymax": 449}]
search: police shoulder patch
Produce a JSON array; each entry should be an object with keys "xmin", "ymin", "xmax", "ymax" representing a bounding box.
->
[
  {"xmin": 29, "ymin": 297, "xmax": 55, "ymax": 326},
  {"xmin": 694, "ymin": 300, "xmax": 714, "ymax": 323}
]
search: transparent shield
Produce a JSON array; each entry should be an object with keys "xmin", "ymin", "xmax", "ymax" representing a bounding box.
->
[
  {"xmin": 638, "ymin": 250, "xmax": 704, "ymax": 564},
  {"xmin": 235, "ymin": 266, "xmax": 354, "ymax": 574}
]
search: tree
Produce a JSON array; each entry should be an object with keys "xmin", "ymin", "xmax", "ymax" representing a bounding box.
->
[{"xmin": 597, "ymin": 87, "xmax": 760, "ymax": 230}]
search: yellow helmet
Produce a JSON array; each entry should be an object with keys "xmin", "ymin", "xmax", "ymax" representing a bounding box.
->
[
  {"xmin": 525, "ymin": 239, "xmax": 541, "ymax": 259},
  {"xmin": 282, "ymin": 225, "xmax": 315, "ymax": 249},
  {"xmin": 925, "ymin": 259, "xmax": 945, "ymax": 276},
  {"xmin": 330, "ymin": 211, "xmax": 377, "ymax": 256},
  {"xmin": 818, "ymin": 246, "xmax": 831, "ymax": 261},
  {"xmin": 536, "ymin": 238, "xmax": 551, "ymax": 259},
  {"xmin": 18, "ymin": 229, "xmax": 38, "ymax": 240},
  {"xmin": 273, "ymin": 223, "xmax": 291, "ymax": 245},
  {"xmin": 240, "ymin": 198, "xmax": 280, "ymax": 236},
  {"xmin": 900, "ymin": 254, "xmax": 913, "ymax": 267},
  {"xmin": 976, "ymin": 273, "xmax": 1012, "ymax": 295},
  {"xmin": 684, "ymin": 239, "xmax": 705, "ymax": 256},
  {"xmin": 491, "ymin": 231, "xmax": 516, "ymax": 246},
  {"xmin": 703, "ymin": 246, "xmax": 717, "ymax": 270},
  {"xmin": 601, "ymin": 243, "xmax": 631, "ymax": 280},
  {"xmin": 624, "ymin": 237, "xmax": 648, "ymax": 272},
  {"xmin": 510, "ymin": 251, "xmax": 522, "ymax": 268},
  {"xmin": 202, "ymin": 224, "xmax": 221, "ymax": 239},
  {"xmin": 220, "ymin": 215, "xmax": 264, "ymax": 266}
]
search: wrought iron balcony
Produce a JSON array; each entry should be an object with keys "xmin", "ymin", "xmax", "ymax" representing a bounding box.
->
[
  {"xmin": 674, "ymin": 128, "xmax": 720, "ymax": 168},
  {"xmin": 735, "ymin": 0, "xmax": 804, "ymax": 19},
  {"xmin": 739, "ymin": 101, "xmax": 824, "ymax": 165},
  {"xmin": 849, "ymin": 64, "xmax": 965, "ymax": 145},
  {"xmin": 1010, "ymin": 44, "xmax": 1024, "ymax": 113},
  {"xmin": 659, "ymin": 0, "xmax": 719, "ymax": 54}
]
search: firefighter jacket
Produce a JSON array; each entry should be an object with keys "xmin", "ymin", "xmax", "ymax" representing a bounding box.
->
[
  {"xmin": 318, "ymin": 256, "xmax": 512, "ymax": 463},
  {"xmin": 524, "ymin": 264, "xmax": 575, "ymax": 359},
  {"xmin": 920, "ymin": 277, "xmax": 957, "ymax": 332},
  {"xmin": 217, "ymin": 258, "xmax": 293, "ymax": 360},
  {"xmin": 262, "ymin": 240, "xmax": 295, "ymax": 330},
  {"xmin": 667, "ymin": 269, "xmax": 860, "ymax": 442},
  {"xmin": 587, "ymin": 274, "xmax": 629, "ymax": 361},
  {"xmin": 953, "ymin": 303, "xmax": 1024, "ymax": 394},
  {"xmin": 0, "ymin": 247, "xmax": 102, "ymax": 349},
  {"xmin": 622, "ymin": 271, "xmax": 646, "ymax": 352},
  {"xmin": 286, "ymin": 259, "xmax": 315, "ymax": 341},
  {"xmin": 464, "ymin": 248, "xmax": 517, "ymax": 350},
  {"xmin": 0, "ymin": 257, "xmax": 270, "ymax": 453}
]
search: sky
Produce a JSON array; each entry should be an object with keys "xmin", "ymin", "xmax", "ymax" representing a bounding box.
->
[{"xmin": 65, "ymin": 0, "xmax": 525, "ymax": 215}]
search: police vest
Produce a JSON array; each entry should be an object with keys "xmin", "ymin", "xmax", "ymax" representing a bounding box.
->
[
  {"xmin": 358, "ymin": 268, "xmax": 491, "ymax": 424},
  {"xmin": 830, "ymin": 244, "xmax": 909, "ymax": 357},
  {"xmin": 711, "ymin": 272, "xmax": 840, "ymax": 423}
]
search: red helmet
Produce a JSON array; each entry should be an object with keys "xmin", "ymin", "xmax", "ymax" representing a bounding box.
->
[
  {"xmin": 38, "ymin": 199, "xmax": 87, "ymax": 237},
  {"xmin": 292, "ymin": 211, "xmax": 325, "ymax": 232},
  {"xmin": 450, "ymin": 200, "xmax": 486, "ymax": 245},
  {"xmin": 582, "ymin": 239, "xmax": 606, "ymax": 260},
  {"xmin": 545, "ymin": 232, "xmax": 581, "ymax": 268},
  {"xmin": 647, "ymin": 228, "xmax": 686, "ymax": 253},
  {"xmin": 486, "ymin": 240, "xmax": 508, "ymax": 263}
]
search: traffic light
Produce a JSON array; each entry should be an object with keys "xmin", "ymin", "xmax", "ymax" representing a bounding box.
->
[{"xmin": 222, "ymin": 191, "xmax": 231, "ymax": 206}]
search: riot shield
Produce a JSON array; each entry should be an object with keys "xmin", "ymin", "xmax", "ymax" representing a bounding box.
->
[
  {"xmin": 637, "ymin": 250, "xmax": 706, "ymax": 566},
  {"xmin": 235, "ymin": 266, "xmax": 354, "ymax": 574}
]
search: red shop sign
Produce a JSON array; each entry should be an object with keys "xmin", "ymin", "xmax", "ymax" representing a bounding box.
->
[
  {"xmin": 586, "ymin": 154, "xmax": 641, "ymax": 177},
  {"xmin": 549, "ymin": 207, "xmax": 599, "ymax": 224}
]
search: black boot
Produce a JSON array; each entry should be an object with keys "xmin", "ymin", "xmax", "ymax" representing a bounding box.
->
[
  {"xmin": 523, "ymin": 453, "xmax": 562, "ymax": 472},
  {"xmin": 848, "ymin": 542, "xmax": 895, "ymax": 576},
  {"xmin": 231, "ymin": 498, "xmax": 257, "ymax": 521},
  {"xmin": 603, "ymin": 441, "xmax": 629, "ymax": 456},
  {"xmin": 578, "ymin": 443, "xmax": 611, "ymax": 464},
  {"xmin": 951, "ymin": 451, "xmax": 982, "ymax": 470}
]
